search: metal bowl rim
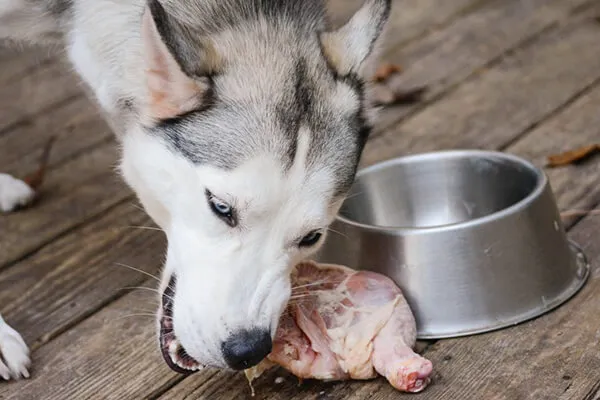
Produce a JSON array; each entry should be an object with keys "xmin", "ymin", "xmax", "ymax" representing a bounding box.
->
[{"xmin": 339, "ymin": 150, "xmax": 548, "ymax": 234}]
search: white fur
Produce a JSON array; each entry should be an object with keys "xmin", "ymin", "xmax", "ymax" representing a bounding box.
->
[
  {"xmin": 0, "ymin": 314, "xmax": 30, "ymax": 380},
  {"xmin": 121, "ymin": 126, "xmax": 341, "ymax": 367},
  {"xmin": 0, "ymin": 173, "xmax": 35, "ymax": 213},
  {"xmin": 0, "ymin": 0, "xmax": 389, "ymax": 370}
]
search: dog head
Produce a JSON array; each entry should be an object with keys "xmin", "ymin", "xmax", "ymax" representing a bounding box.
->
[{"xmin": 120, "ymin": 0, "xmax": 391, "ymax": 372}]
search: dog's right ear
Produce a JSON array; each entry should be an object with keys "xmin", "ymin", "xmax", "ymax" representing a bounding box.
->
[
  {"xmin": 319, "ymin": 0, "xmax": 391, "ymax": 79},
  {"xmin": 141, "ymin": 0, "xmax": 220, "ymax": 123}
]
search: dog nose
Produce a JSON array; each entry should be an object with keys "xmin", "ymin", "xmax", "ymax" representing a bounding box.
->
[{"xmin": 221, "ymin": 328, "xmax": 272, "ymax": 370}]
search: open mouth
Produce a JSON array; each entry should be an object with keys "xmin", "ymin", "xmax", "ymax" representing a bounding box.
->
[{"xmin": 159, "ymin": 275, "xmax": 203, "ymax": 374}]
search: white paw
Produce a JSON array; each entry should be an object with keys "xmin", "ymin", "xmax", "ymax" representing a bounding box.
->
[
  {"xmin": 0, "ymin": 173, "xmax": 35, "ymax": 213},
  {"xmin": 0, "ymin": 316, "xmax": 31, "ymax": 380}
]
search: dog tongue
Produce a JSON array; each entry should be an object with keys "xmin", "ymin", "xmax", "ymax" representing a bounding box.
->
[{"xmin": 245, "ymin": 261, "xmax": 433, "ymax": 394}]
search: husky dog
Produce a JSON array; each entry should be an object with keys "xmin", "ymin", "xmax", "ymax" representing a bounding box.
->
[{"xmin": 0, "ymin": 0, "xmax": 391, "ymax": 378}]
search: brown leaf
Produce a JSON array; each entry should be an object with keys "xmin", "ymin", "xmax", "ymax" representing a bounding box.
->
[
  {"xmin": 23, "ymin": 136, "xmax": 57, "ymax": 191},
  {"xmin": 372, "ymin": 85, "xmax": 428, "ymax": 107},
  {"xmin": 373, "ymin": 63, "xmax": 403, "ymax": 82},
  {"xmin": 546, "ymin": 144, "xmax": 600, "ymax": 167}
]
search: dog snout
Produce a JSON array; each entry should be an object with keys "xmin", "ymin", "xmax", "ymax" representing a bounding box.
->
[{"xmin": 221, "ymin": 328, "xmax": 272, "ymax": 370}]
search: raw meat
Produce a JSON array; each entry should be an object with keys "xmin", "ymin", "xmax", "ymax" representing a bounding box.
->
[{"xmin": 246, "ymin": 261, "xmax": 433, "ymax": 393}]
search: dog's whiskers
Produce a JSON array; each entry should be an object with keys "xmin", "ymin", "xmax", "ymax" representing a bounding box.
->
[
  {"xmin": 130, "ymin": 202, "xmax": 146, "ymax": 212},
  {"xmin": 127, "ymin": 225, "xmax": 164, "ymax": 232},
  {"xmin": 289, "ymin": 291, "xmax": 315, "ymax": 301},
  {"xmin": 291, "ymin": 278, "xmax": 345, "ymax": 291},
  {"xmin": 291, "ymin": 279, "xmax": 327, "ymax": 291},
  {"xmin": 121, "ymin": 286, "xmax": 175, "ymax": 302},
  {"xmin": 343, "ymin": 189, "xmax": 366, "ymax": 202},
  {"xmin": 326, "ymin": 227, "xmax": 349, "ymax": 240},
  {"xmin": 127, "ymin": 307, "xmax": 161, "ymax": 314},
  {"xmin": 113, "ymin": 263, "xmax": 161, "ymax": 283},
  {"xmin": 115, "ymin": 313, "xmax": 163, "ymax": 322}
]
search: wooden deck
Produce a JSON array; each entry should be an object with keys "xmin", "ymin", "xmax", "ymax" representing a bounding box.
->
[{"xmin": 1, "ymin": 0, "xmax": 600, "ymax": 399}]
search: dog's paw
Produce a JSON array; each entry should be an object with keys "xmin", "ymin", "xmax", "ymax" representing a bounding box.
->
[
  {"xmin": 0, "ymin": 317, "xmax": 31, "ymax": 380},
  {"xmin": 0, "ymin": 173, "xmax": 35, "ymax": 213}
]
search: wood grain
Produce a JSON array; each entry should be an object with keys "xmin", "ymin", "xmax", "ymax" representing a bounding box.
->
[
  {"xmin": 0, "ymin": 284, "xmax": 180, "ymax": 400},
  {"xmin": 505, "ymin": 84, "xmax": 600, "ymax": 228},
  {"xmin": 363, "ymin": 3, "xmax": 600, "ymax": 167},
  {"xmin": 0, "ymin": 142, "xmax": 131, "ymax": 268},
  {"xmin": 401, "ymin": 209, "xmax": 600, "ymax": 400},
  {"xmin": 0, "ymin": 47, "xmax": 56, "ymax": 86},
  {"xmin": 159, "ymin": 5, "xmax": 600, "ymax": 399},
  {"xmin": 0, "ymin": 0, "xmax": 599, "ymax": 399},
  {"xmin": 0, "ymin": 58, "xmax": 82, "ymax": 133},
  {"xmin": 371, "ymin": 0, "xmax": 596, "ymax": 134},
  {"xmin": 0, "ymin": 95, "xmax": 107, "ymax": 175},
  {"xmin": 325, "ymin": 0, "xmax": 484, "ymax": 47},
  {"xmin": 0, "ymin": 203, "xmax": 163, "ymax": 347}
]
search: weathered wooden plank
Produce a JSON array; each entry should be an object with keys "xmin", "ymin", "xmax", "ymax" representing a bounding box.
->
[
  {"xmin": 140, "ymin": 207, "xmax": 600, "ymax": 400},
  {"xmin": 0, "ymin": 141, "xmax": 131, "ymax": 268},
  {"xmin": 0, "ymin": 46, "xmax": 56, "ymax": 86},
  {"xmin": 0, "ymin": 284, "xmax": 180, "ymax": 400},
  {"xmin": 505, "ymin": 84, "xmax": 600, "ymax": 228},
  {"xmin": 0, "ymin": 58, "xmax": 82, "ymax": 133},
  {"xmin": 0, "ymin": 1, "xmax": 598, "ymax": 399},
  {"xmin": 393, "ymin": 79, "xmax": 600, "ymax": 400},
  {"xmin": 161, "ymin": 367, "xmax": 387, "ymax": 400},
  {"xmin": 0, "ymin": 95, "xmax": 108, "ymax": 175},
  {"xmin": 408, "ymin": 78, "xmax": 600, "ymax": 399},
  {"xmin": 0, "ymin": 203, "xmax": 161, "ymax": 347},
  {"xmin": 158, "ymin": 7, "xmax": 600, "ymax": 399},
  {"xmin": 159, "ymin": 370, "xmax": 249, "ymax": 400},
  {"xmin": 363, "ymin": 3, "xmax": 600, "ymax": 167},
  {"xmin": 401, "ymin": 208, "xmax": 600, "ymax": 400},
  {"xmin": 0, "ymin": 0, "xmax": 482, "ymax": 136},
  {"xmin": 579, "ymin": 383, "xmax": 600, "ymax": 400},
  {"xmin": 371, "ymin": 0, "xmax": 595, "ymax": 134},
  {"xmin": 325, "ymin": 0, "xmax": 484, "ymax": 47},
  {"xmin": 333, "ymin": 25, "xmax": 600, "ymax": 399}
]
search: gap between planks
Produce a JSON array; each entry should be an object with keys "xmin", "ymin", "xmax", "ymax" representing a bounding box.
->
[
  {"xmin": 0, "ymin": 0, "xmax": 596, "ymax": 396},
  {"xmin": 498, "ymin": 74, "xmax": 600, "ymax": 153},
  {"xmin": 370, "ymin": 0, "xmax": 600, "ymax": 137},
  {"xmin": 1, "ymin": 0, "xmax": 592, "ymax": 272}
]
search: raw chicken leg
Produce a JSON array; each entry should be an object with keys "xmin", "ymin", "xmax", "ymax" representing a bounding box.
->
[{"xmin": 247, "ymin": 261, "xmax": 432, "ymax": 393}]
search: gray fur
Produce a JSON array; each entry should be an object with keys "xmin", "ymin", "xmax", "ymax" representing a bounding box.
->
[
  {"xmin": 42, "ymin": 0, "xmax": 71, "ymax": 17},
  {"xmin": 1, "ymin": 0, "xmax": 388, "ymax": 197},
  {"xmin": 149, "ymin": 0, "xmax": 376, "ymax": 195},
  {"xmin": 0, "ymin": 0, "xmax": 392, "ymax": 373}
]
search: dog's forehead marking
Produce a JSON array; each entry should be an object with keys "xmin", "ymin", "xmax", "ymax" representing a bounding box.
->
[
  {"xmin": 150, "ymin": 10, "xmax": 372, "ymax": 198},
  {"xmin": 197, "ymin": 127, "xmax": 335, "ymax": 229},
  {"xmin": 154, "ymin": 56, "xmax": 366, "ymax": 193}
]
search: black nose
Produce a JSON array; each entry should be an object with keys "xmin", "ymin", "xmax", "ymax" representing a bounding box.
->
[{"xmin": 221, "ymin": 328, "xmax": 272, "ymax": 370}]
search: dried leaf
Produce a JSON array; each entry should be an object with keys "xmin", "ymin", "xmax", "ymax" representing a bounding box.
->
[
  {"xmin": 372, "ymin": 85, "xmax": 428, "ymax": 107},
  {"xmin": 23, "ymin": 136, "xmax": 57, "ymax": 191},
  {"xmin": 373, "ymin": 63, "xmax": 402, "ymax": 82},
  {"xmin": 560, "ymin": 209, "xmax": 600, "ymax": 218},
  {"xmin": 546, "ymin": 144, "xmax": 600, "ymax": 167}
]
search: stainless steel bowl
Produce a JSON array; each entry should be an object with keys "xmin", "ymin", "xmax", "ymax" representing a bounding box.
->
[{"xmin": 314, "ymin": 150, "xmax": 590, "ymax": 339}]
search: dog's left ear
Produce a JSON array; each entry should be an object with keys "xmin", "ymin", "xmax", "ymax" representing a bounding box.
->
[
  {"xmin": 141, "ymin": 0, "xmax": 220, "ymax": 123},
  {"xmin": 319, "ymin": 0, "xmax": 391, "ymax": 79}
]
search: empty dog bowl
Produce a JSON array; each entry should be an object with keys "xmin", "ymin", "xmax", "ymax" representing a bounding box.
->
[{"xmin": 314, "ymin": 150, "xmax": 590, "ymax": 339}]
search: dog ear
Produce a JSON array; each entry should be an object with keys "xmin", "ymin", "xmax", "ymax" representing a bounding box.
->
[
  {"xmin": 141, "ymin": 0, "xmax": 220, "ymax": 122},
  {"xmin": 319, "ymin": 0, "xmax": 391, "ymax": 78}
]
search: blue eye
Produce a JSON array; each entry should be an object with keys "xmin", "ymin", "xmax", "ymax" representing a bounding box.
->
[
  {"xmin": 206, "ymin": 190, "xmax": 237, "ymax": 227},
  {"xmin": 299, "ymin": 230, "xmax": 322, "ymax": 247},
  {"xmin": 212, "ymin": 200, "xmax": 231, "ymax": 215}
]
